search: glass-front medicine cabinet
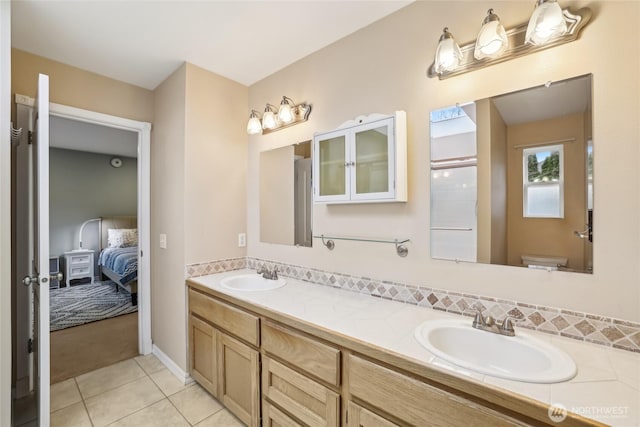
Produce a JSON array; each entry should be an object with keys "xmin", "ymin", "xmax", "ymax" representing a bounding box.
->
[
  {"xmin": 313, "ymin": 111, "xmax": 407, "ymax": 204},
  {"xmin": 429, "ymin": 74, "xmax": 593, "ymax": 274}
]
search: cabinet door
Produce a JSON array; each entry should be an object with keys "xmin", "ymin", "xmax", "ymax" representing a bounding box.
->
[
  {"xmin": 189, "ymin": 315, "xmax": 218, "ymax": 398},
  {"xmin": 218, "ymin": 333, "xmax": 260, "ymax": 427},
  {"xmin": 347, "ymin": 402, "xmax": 399, "ymax": 427},
  {"xmin": 351, "ymin": 117, "xmax": 395, "ymax": 201},
  {"xmin": 314, "ymin": 129, "xmax": 349, "ymax": 202}
]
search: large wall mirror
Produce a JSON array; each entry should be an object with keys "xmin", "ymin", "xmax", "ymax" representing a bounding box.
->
[
  {"xmin": 430, "ymin": 74, "xmax": 593, "ymax": 274},
  {"xmin": 260, "ymin": 141, "xmax": 313, "ymax": 247}
]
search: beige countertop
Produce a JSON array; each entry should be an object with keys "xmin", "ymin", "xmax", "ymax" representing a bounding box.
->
[{"xmin": 189, "ymin": 269, "xmax": 640, "ymax": 426}]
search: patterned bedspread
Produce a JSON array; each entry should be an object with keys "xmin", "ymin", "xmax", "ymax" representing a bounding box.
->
[{"xmin": 98, "ymin": 246, "xmax": 138, "ymax": 285}]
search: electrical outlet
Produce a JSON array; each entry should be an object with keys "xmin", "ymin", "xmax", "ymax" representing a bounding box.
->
[
  {"xmin": 159, "ymin": 234, "xmax": 167, "ymax": 249},
  {"xmin": 238, "ymin": 233, "xmax": 246, "ymax": 247}
]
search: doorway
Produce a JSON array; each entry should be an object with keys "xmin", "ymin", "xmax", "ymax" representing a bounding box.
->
[{"xmin": 12, "ymin": 95, "xmax": 151, "ymax": 401}]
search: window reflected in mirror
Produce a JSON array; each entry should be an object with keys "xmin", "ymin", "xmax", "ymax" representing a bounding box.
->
[
  {"xmin": 260, "ymin": 141, "xmax": 313, "ymax": 247},
  {"xmin": 429, "ymin": 74, "xmax": 593, "ymax": 273}
]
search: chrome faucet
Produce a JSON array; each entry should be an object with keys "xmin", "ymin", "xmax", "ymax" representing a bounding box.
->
[
  {"xmin": 470, "ymin": 307, "xmax": 517, "ymax": 337},
  {"xmin": 257, "ymin": 265, "xmax": 279, "ymax": 280}
]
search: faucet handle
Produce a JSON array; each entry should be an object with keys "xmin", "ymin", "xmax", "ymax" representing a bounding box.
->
[
  {"xmin": 465, "ymin": 307, "xmax": 485, "ymax": 328},
  {"xmin": 499, "ymin": 315, "xmax": 523, "ymax": 336},
  {"xmin": 272, "ymin": 266, "xmax": 279, "ymax": 279}
]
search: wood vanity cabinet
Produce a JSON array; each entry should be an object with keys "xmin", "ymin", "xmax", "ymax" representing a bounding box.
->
[
  {"xmin": 188, "ymin": 289, "xmax": 260, "ymax": 427},
  {"xmin": 187, "ymin": 283, "xmax": 596, "ymax": 427}
]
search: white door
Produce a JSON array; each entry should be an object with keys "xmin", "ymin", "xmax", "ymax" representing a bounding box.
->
[{"xmin": 25, "ymin": 73, "xmax": 51, "ymax": 425}]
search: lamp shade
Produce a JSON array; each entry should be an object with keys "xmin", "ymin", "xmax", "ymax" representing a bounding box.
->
[
  {"xmin": 262, "ymin": 107, "xmax": 277, "ymax": 130},
  {"xmin": 278, "ymin": 97, "xmax": 295, "ymax": 124},
  {"xmin": 525, "ymin": 0, "xmax": 567, "ymax": 46},
  {"xmin": 474, "ymin": 9, "xmax": 508, "ymax": 59},
  {"xmin": 434, "ymin": 28, "xmax": 463, "ymax": 74},
  {"xmin": 246, "ymin": 111, "xmax": 262, "ymax": 135}
]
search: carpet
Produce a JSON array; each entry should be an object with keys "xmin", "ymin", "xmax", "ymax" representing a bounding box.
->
[{"xmin": 50, "ymin": 281, "xmax": 138, "ymax": 331}]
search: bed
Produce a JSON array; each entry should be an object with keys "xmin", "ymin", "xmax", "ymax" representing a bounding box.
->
[{"xmin": 98, "ymin": 216, "xmax": 138, "ymax": 306}]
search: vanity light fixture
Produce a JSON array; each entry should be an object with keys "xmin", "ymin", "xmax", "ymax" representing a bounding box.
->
[
  {"xmin": 474, "ymin": 9, "xmax": 508, "ymax": 60},
  {"xmin": 427, "ymin": 1, "xmax": 591, "ymax": 80},
  {"xmin": 525, "ymin": 0, "xmax": 567, "ymax": 46},
  {"xmin": 246, "ymin": 96, "xmax": 312, "ymax": 135},
  {"xmin": 434, "ymin": 28, "xmax": 463, "ymax": 74},
  {"xmin": 262, "ymin": 104, "xmax": 278, "ymax": 130},
  {"xmin": 246, "ymin": 110, "xmax": 262, "ymax": 135}
]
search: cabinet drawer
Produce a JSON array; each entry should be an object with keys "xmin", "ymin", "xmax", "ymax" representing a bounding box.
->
[
  {"xmin": 262, "ymin": 321, "xmax": 340, "ymax": 386},
  {"xmin": 69, "ymin": 254, "xmax": 92, "ymax": 264},
  {"xmin": 70, "ymin": 266, "xmax": 91, "ymax": 276},
  {"xmin": 263, "ymin": 400, "xmax": 301, "ymax": 427},
  {"xmin": 189, "ymin": 289, "xmax": 259, "ymax": 346},
  {"xmin": 347, "ymin": 402, "xmax": 398, "ymax": 427},
  {"xmin": 348, "ymin": 355, "xmax": 526, "ymax": 427},
  {"xmin": 263, "ymin": 357, "xmax": 339, "ymax": 427}
]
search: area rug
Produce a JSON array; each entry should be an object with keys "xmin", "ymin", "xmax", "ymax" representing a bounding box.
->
[{"xmin": 50, "ymin": 281, "xmax": 137, "ymax": 331}]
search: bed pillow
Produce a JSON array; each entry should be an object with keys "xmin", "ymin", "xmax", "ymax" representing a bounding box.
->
[{"xmin": 108, "ymin": 228, "xmax": 138, "ymax": 248}]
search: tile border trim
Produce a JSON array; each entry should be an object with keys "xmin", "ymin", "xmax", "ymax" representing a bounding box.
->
[{"xmin": 186, "ymin": 257, "xmax": 640, "ymax": 353}]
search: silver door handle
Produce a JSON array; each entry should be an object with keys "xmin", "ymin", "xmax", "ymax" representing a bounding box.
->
[
  {"xmin": 22, "ymin": 275, "xmax": 38, "ymax": 286},
  {"xmin": 51, "ymin": 272, "xmax": 63, "ymax": 282}
]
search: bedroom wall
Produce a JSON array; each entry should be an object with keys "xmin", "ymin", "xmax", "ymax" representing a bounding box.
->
[
  {"xmin": 49, "ymin": 148, "xmax": 137, "ymax": 259},
  {"xmin": 247, "ymin": 1, "xmax": 640, "ymax": 322}
]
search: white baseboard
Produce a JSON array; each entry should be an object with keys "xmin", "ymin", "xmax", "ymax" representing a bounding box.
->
[{"xmin": 152, "ymin": 344, "xmax": 193, "ymax": 385}]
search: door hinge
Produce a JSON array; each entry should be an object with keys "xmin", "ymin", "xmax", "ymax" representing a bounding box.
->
[
  {"xmin": 28, "ymin": 130, "xmax": 33, "ymax": 145},
  {"xmin": 140, "ymin": 250, "xmax": 143, "ymax": 257},
  {"xmin": 346, "ymin": 409, "xmax": 348, "ymax": 424},
  {"xmin": 27, "ymin": 338, "xmax": 33, "ymax": 354}
]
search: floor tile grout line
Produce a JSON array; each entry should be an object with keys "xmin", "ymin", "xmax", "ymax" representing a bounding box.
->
[
  {"xmin": 75, "ymin": 363, "xmax": 149, "ymax": 402},
  {"xmin": 165, "ymin": 395, "xmax": 196, "ymax": 426},
  {"xmin": 99, "ymin": 395, "xmax": 166, "ymax": 427}
]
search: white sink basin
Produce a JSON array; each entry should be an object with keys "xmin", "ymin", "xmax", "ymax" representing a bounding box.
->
[
  {"xmin": 414, "ymin": 319, "xmax": 576, "ymax": 383},
  {"xmin": 220, "ymin": 274, "xmax": 286, "ymax": 292}
]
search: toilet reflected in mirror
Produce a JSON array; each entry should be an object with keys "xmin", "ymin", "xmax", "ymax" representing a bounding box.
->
[{"xmin": 429, "ymin": 74, "xmax": 593, "ymax": 274}]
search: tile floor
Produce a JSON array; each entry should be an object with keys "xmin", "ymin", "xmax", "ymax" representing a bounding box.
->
[{"xmin": 19, "ymin": 354, "xmax": 245, "ymax": 427}]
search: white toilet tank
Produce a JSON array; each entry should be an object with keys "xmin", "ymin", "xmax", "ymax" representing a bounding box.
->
[{"xmin": 521, "ymin": 254, "xmax": 568, "ymax": 268}]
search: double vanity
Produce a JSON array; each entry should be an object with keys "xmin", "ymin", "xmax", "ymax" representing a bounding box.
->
[{"xmin": 187, "ymin": 270, "xmax": 638, "ymax": 426}]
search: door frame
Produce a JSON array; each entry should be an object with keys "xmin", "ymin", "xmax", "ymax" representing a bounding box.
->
[{"xmin": 17, "ymin": 95, "xmax": 153, "ymax": 355}]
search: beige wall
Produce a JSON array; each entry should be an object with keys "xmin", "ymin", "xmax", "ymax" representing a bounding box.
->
[
  {"xmin": 183, "ymin": 63, "xmax": 247, "ymax": 264},
  {"xmin": 260, "ymin": 146, "xmax": 294, "ymax": 245},
  {"xmin": 247, "ymin": 1, "xmax": 640, "ymax": 321},
  {"xmin": 507, "ymin": 113, "xmax": 586, "ymax": 270},
  {"xmin": 151, "ymin": 64, "xmax": 187, "ymax": 369},
  {"xmin": 152, "ymin": 63, "xmax": 247, "ymax": 371},
  {"xmin": 11, "ymin": 49, "xmax": 153, "ymax": 123}
]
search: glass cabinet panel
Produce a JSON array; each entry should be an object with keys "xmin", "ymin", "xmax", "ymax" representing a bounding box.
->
[
  {"xmin": 354, "ymin": 125, "xmax": 389, "ymax": 195},
  {"xmin": 318, "ymin": 134, "xmax": 346, "ymax": 197}
]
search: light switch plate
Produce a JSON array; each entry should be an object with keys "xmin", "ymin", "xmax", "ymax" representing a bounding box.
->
[
  {"xmin": 238, "ymin": 233, "xmax": 246, "ymax": 247},
  {"xmin": 159, "ymin": 234, "xmax": 167, "ymax": 249}
]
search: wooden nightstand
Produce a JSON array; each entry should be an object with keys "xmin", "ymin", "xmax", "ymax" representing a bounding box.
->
[{"xmin": 63, "ymin": 250, "xmax": 95, "ymax": 287}]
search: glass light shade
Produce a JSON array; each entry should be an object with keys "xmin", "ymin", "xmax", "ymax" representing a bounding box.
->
[
  {"xmin": 434, "ymin": 28, "xmax": 463, "ymax": 74},
  {"xmin": 246, "ymin": 115, "xmax": 262, "ymax": 135},
  {"xmin": 278, "ymin": 102, "xmax": 294, "ymax": 124},
  {"xmin": 474, "ymin": 10, "xmax": 508, "ymax": 59},
  {"xmin": 262, "ymin": 110, "xmax": 277, "ymax": 130},
  {"xmin": 525, "ymin": 0, "xmax": 567, "ymax": 46}
]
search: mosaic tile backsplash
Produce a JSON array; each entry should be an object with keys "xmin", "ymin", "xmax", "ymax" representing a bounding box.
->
[{"xmin": 186, "ymin": 256, "xmax": 640, "ymax": 353}]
